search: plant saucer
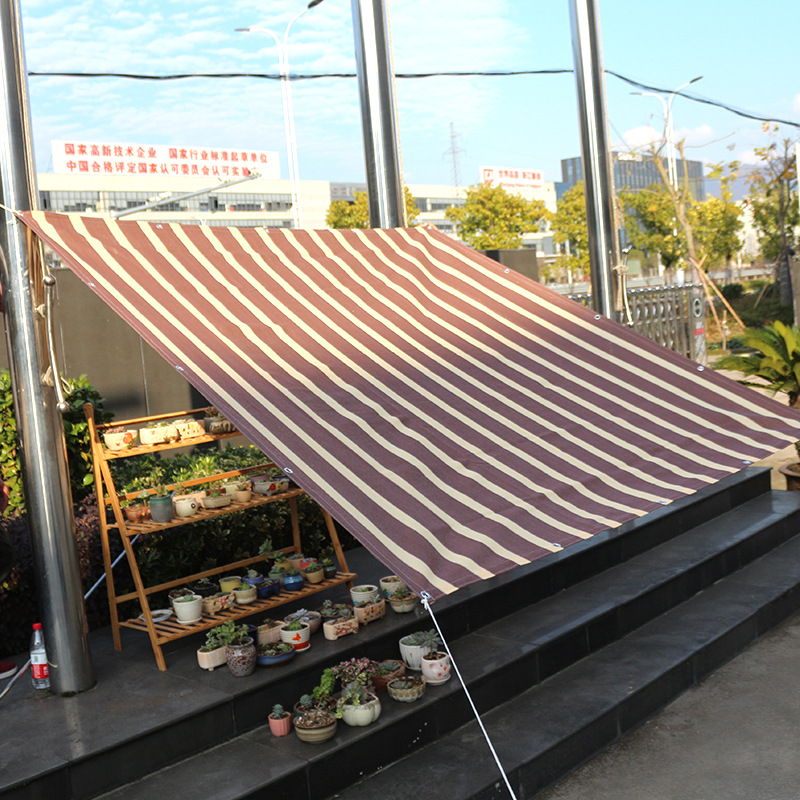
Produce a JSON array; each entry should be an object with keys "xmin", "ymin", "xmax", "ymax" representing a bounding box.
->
[
  {"xmin": 175, "ymin": 616, "xmax": 202, "ymax": 626},
  {"xmin": 140, "ymin": 609, "xmax": 172, "ymax": 623}
]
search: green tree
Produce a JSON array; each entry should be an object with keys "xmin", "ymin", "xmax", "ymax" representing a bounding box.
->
[
  {"xmin": 550, "ymin": 181, "xmax": 589, "ymax": 276},
  {"xmin": 689, "ymin": 162, "xmax": 744, "ymax": 277},
  {"xmin": 444, "ymin": 183, "xmax": 549, "ymax": 249},
  {"xmin": 746, "ymin": 127, "xmax": 798, "ymax": 306},
  {"xmin": 326, "ymin": 187, "xmax": 419, "ymax": 229},
  {"xmin": 619, "ymin": 184, "xmax": 686, "ymax": 273}
]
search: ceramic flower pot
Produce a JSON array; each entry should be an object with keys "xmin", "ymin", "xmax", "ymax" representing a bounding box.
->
[
  {"xmin": 354, "ymin": 598, "xmax": 386, "ymax": 626},
  {"xmin": 174, "ymin": 496, "xmax": 198, "ymax": 518},
  {"xmin": 269, "ymin": 713, "xmax": 293, "ymax": 737},
  {"xmin": 233, "ymin": 585, "xmax": 257, "ymax": 605},
  {"xmin": 103, "ymin": 429, "xmax": 137, "ymax": 451},
  {"xmin": 389, "ymin": 593, "xmax": 419, "ymax": 613},
  {"xmin": 379, "ymin": 575, "xmax": 405, "ymax": 598},
  {"xmin": 201, "ymin": 494, "xmax": 232, "ymax": 510},
  {"xmin": 149, "ymin": 494, "xmax": 174, "ymax": 523},
  {"xmin": 235, "ymin": 489, "xmax": 252, "ymax": 503},
  {"xmin": 303, "ymin": 567, "xmax": 325, "ymax": 584},
  {"xmin": 256, "ymin": 644, "xmax": 296, "ymax": 667},
  {"xmin": 219, "ymin": 576, "xmax": 241, "ymax": 592},
  {"xmin": 280, "ymin": 622, "xmax": 311, "ymax": 651},
  {"xmin": 168, "ymin": 587, "xmax": 194, "ymax": 608},
  {"xmin": 256, "ymin": 580, "xmax": 280, "ymax": 599},
  {"xmin": 226, "ymin": 637, "xmax": 256, "ymax": 677},
  {"xmin": 123, "ymin": 505, "xmax": 149, "ymax": 524},
  {"xmin": 340, "ymin": 695, "xmax": 381, "ymax": 727},
  {"xmin": 173, "ymin": 594, "xmax": 202, "ymax": 625},
  {"xmin": 399, "ymin": 635, "xmax": 435, "ymax": 671},
  {"xmin": 201, "ymin": 592, "xmax": 234, "ymax": 615},
  {"xmin": 322, "ymin": 564, "xmax": 338, "ymax": 580},
  {"xmin": 284, "ymin": 610, "xmax": 321, "ymax": 635},
  {"xmin": 421, "ymin": 651, "xmax": 452, "ymax": 684},
  {"xmin": 387, "ymin": 676, "xmax": 427, "ymax": 702},
  {"xmin": 323, "ymin": 617, "xmax": 359, "ymax": 640},
  {"xmin": 241, "ymin": 572, "xmax": 263, "ymax": 587},
  {"xmin": 191, "ymin": 580, "xmax": 219, "ymax": 598},
  {"xmin": 257, "ymin": 620, "xmax": 285, "ymax": 645},
  {"xmin": 293, "ymin": 714, "xmax": 337, "ymax": 744},
  {"xmin": 288, "ymin": 554, "xmax": 305, "ymax": 572},
  {"xmin": 173, "ymin": 418, "xmax": 205, "ymax": 439},
  {"xmin": 197, "ymin": 645, "xmax": 227, "ymax": 671},
  {"xmin": 373, "ymin": 660, "xmax": 406, "ymax": 692},
  {"xmin": 282, "ymin": 573, "xmax": 304, "ymax": 592},
  {"xmin": 139, "ymin": 424, "xmax": 178, "ymax": 445},
  {"xmin": 350, "ymin": 585, "xmax": 381, "ymax": 605}
]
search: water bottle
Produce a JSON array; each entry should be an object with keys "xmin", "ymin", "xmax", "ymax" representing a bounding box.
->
[{"xmin": 30, "ymin": 623, "xmax": 50, "ymax": 691}]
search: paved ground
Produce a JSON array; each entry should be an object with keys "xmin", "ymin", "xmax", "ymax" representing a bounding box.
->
[{"xmin": 537, "ymin": 606, "xmax": 800, "ymax": 800}]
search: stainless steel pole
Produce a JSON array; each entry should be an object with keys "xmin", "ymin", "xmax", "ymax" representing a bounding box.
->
[
  {"xmin": 350, "ymin": 0, "xmax": 406, "ymax": 228},
  {"xmin": 0, "ymin": 0, "xmax": 94, "ymax": 693},
  {"xmin": 569, "ymin": 0, "xmax": 618, "ymax": 318}
]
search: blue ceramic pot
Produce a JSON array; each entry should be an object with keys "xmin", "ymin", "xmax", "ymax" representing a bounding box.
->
[
  {"xmin": 256, "ymin": 645, "xmax": 296, "ymax": 667},
  {"xmin": 149, "ymin": 494, "xmax": 174, "ymax": 523},
  {"xmin": 283, "ymin": 573, "xmax": 304, "ymax": 592},
  {"xmin": 256, "ymin": 580, "xmax": 280, "ymax": 599}
]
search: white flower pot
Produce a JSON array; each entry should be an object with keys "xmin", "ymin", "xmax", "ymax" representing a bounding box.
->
[
  {"xmin": 350, "ymin": 584, "xmax": 380, "ymax": 605},
  {"xmin": 173, "ymin": 594, "xmax": 203, "ymax": 625},
  {"xmin": 280, "ymin": 622, "xmax": 311, "ymax": 651},
  {"xmin": 379, "ymin": 576, "xmax": 405, "ymax": 598},
  {"xmin": 197, "ymin": 645, "xmax": 227, "ymax": 671},
  {"xmin": 341, "ymin": 695, "xmax": 381, "ymax": 727},
  {"xmin": 399, "ymin": 635, "xmax": 435, "ymax": 671},
  {"xmin": 421, "ymin": 651, "xmax": 452, "ymax": 684},
  {"xmin": 174, "ymin": 496, "xmax": 199, "ymax": 518}
]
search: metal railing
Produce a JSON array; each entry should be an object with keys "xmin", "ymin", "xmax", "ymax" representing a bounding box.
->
[{"xmin": 567, "ymin": 285, "xmax": 703, "ymax": 359}]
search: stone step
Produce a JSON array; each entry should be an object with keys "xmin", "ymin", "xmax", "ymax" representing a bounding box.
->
[{"xmin": 85, "ymin": 480, "xmax": 800, "ymax": 800}]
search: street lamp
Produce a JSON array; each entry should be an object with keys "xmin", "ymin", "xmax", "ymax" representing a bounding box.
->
[
  {"xmin": 632, "ymin": 76, "xmax": 702, "ymax": 192},
  {"xmin": 236, "ymin": 0, "xmax": 324, "ymax": 230}
]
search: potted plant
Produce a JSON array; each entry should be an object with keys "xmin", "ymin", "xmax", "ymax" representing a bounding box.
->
[
  {"xmin": 421, "ymin": 646, "xmax": 451, "ymax": 685},
  {"xmin": 242, "ymin": 568, "xmax": 264, "ymax": 586},
  {"xmin": 256, "ymin": 579, "xmax": 280, "ymax": 599},
  {"xmin": 350, "ymin": 584, "xmax": 380, "ymax": 605},
  {"xmin": 197, "ymin": 627, "xmax": 227, "ymax": 671},
  {"xmin": 167, "ymin": 586, "xmax": 194, "ymax": 608},
  {"xmin": 387, "ymin": 675, "xmax": 426, "ymax": 703},
  {"xmin": 287, "ymin": 552, "xmax": 305, "ymax": 572},
  {"xmin": 172, "ymin": 593, "xmax": 203, "ymax": 625},
  {"xmin": 102, "ymin": 425, "xmax": 138, "ymax": 451},
  {"xmin": 282, "ymin": 568, "xmax": 304, "ymax": 593},
  {"xmin": 302, "ymin": 561, "xmax": 324, "ymax": 584},
  {"xmin": 293, "ymin": 707, "xmax": 337, "ymax": 744},
  {"xmin": 388, "ymin": 585, "xmax": 419, "ymax": 613},
  {"xmin": 234, "ymin": 481, "xmax": 252, "ymax": 503},
  {"xmin": 256, "ymin": 641, "xmax": 295, "ymax": 667},
  {"xmin": 323, "ymin": 615, "xmax": 359, "ymax": 640},
  {"xmin": 147, "ymin": 484, "xmax": 174, "ymax": 523},
  {"xmin": 312, "ymin": 667, "xmax": 337, "ymax": 711},
  {"xmin": 268, "ymin": 704, "xmax": 292, "ymax": 737},
  {"xmin": 216, "ymin": 620, "xmax": 256, "ymax": 677},
  {"xmin": 122, "ymin": 496, "xmax": 150, "ymax": 524},
  {"xmin": 256, "ymin": 619, "xmax": 285, "ymax": 645},
  {"xmin": 373, "ymin": 659, "xmax": 405, "ymax": 692},
  {"xmin": 333, "ymin": 661, "xmax": 382, "ymax": 727},
  {"xmin": 320, "ymin": 557, "xmax": 337, "ymax": 580},
  {"xmin": 399, "ymin": 629, "xmax": 441, "ymax": 671},
  {"xmin": 284, "ymin": 609, "xmax": 322, "ymax": 635},
  {"xmin": 191, "ymin": 577, "xmax": 219, "ymax": 598},
  {"xmin": 173, "ymin": 417, "xmax": 206, "ymax": 439},
  {"xmin": 354, "ymin": 596, "xmax": 386, "ymax": 626},
  {"xmin": 233, "ymin": 583, "xmax": 257, "ymax": 604},
  {"xmin": 318, "ymin": 599, "xmax": 352, "ymax": 621},
  {"xmin": 331, "ymin": 657, "xmax": 378, "ymax": 692},
  {"xmin": 202, "ymin": 590, "xmax": 235, "ymax": 615},
  {"xmin": 138, "ymin": 420, "xmax": 179, "ymax": 445},
  {"xmin": 267, "ymin": 564, "xmax": 285, "ymax": 587},
  {"xmin": 280, "ymin": 619, "xmax": 311, "ymax": 651},
  {"xmin": 219, "ymin": 575, "xmax": 241, "ymax": 593},
  {"xmin": 201, "ymin": 485, "xmax": 233, "ymax": 510},
  {"xmin": 379, "ymin": 575, "xmax": 405, "ymax": 598}
]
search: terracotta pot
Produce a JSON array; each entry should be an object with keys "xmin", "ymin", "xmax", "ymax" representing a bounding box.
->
[
  {"xmin": 226, "ymin": 637, "xmax": 256, "ymax": 677},
  {"xmin": 124, "ymin": 505, "xmax": 149, "ymax": 524},
  {"xmin": 340, "ymin": 694, "xmax": 381, "ymax": 727},
  {"xmin": 269, "ymin": 713, "xmax": 293, "ymax": 737},
  {"xmin": 421, "ymin": 651, "xmax": 451, "ymax": 684},
  {"xmin": 235, "ymin": 489, "xmax": 252, "ymax": 503},
  {"xmin": 197, "ymin": 645, "xmax": 227, "ymax": 671},
  {"xmin": 373, "ymin": 660, "xmax": 406, "ymax": 692}
]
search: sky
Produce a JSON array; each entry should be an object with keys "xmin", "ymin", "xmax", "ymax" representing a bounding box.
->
[{"xmin": 18, "ymin": 0, "xmax": 800, "ymax": 191}]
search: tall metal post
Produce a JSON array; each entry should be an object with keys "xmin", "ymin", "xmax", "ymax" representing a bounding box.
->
[
  {"xmin": 0, "ymin": 0, "xmax": 94, "ymax": 693},
  {"xmin": 350, "ymin": 0, "xmax": 406, "ymax": 228},
  {"xmin": 569, "ymin": 0, "xmax": 618, "ymax": 318}
]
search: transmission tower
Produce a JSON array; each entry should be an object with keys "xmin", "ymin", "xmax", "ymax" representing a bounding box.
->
[{"xmin": 444, "ymin": 122, "xmax": 464, "ymax": 196}]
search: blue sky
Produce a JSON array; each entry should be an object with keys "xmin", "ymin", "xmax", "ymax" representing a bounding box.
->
[{"xmin": 20, "ymin": 0, "xmax": 800, "ymax": 189}]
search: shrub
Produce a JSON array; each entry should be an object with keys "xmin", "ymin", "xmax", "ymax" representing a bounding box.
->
[{"xmin": 720, "ymin": 283, "xmax": 744, "ymax": 301}]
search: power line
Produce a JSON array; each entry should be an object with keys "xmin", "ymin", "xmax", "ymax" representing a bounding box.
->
[{"xmin": 25, "ymin": 68, "xmax": 800, "ymax": 131}]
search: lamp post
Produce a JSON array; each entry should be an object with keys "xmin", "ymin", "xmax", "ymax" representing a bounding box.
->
[
  {"xmin": 633, "ymin": 76, "xmax": 702, "ymax": 193},
  {"xmin": 236, "ymin": 0, "xmax": 323, "ymax": 230}
]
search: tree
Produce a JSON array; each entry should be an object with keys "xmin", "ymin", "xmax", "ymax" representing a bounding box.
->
[
  {"xmin": 619, "ymin": 184, "xmax": 686, "ymax": 273},
  {"xmin": 689, "ymin": 161, "xmax": 744, "ymax": 278},
  {"xmin": 746, "ymin": 127, "xmax": 798, "ymax": 306},
  {"xmin": 550, "ymin": 181, "xmax": 589, "ymax": 276},
  {"xmin": 444, "ymin": 183, "xmax": 549, "ymax": 250},
  {"xmin": 325, "ymin": 187, "xmax": 419, "ymax": 229}
]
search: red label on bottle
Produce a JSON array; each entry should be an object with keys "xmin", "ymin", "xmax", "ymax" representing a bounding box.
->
[{"xmin": 31, "ymin": 662, "xmax": 49, "ymax": 679}]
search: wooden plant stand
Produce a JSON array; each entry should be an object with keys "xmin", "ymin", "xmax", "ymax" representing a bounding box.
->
[{"xmin": 84, "ymin": 404, "xmax": 356, "ymax": 671}]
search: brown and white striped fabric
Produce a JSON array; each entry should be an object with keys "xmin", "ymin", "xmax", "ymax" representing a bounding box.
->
[{"xmin": 19, "ymin": 211, "xmax": 800, "ymax": 597}]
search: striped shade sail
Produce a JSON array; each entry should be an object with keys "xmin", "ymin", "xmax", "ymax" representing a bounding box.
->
[{"xmin": 18, "ymin": 212, "xmax": 800, "ymax": 597}]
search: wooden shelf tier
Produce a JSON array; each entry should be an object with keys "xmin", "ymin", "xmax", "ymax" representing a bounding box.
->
[{"xmin": 121, "ymin": 572, "xmax": 357, "ymax": 645}]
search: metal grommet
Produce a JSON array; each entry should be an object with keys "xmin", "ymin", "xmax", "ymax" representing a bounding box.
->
[
  {"xmin": 743, "ymin": 460, "xmax": 752, "ymax": 465},
  {"xmin": 697, "ymin": 366, "xmax": 705, "ymax": 371},
  {"xmin": 504, "ymin": 268, "xmax": 510, "ymax": 273},
  {"xmin": 594, "ymin": 315, "xmax": 601, "ymax": 320},
  {"xmin": 284, "ymin": 467, "xmax": 293, "ymax": 474}
]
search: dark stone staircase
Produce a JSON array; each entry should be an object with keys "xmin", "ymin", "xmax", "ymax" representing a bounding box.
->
[{"xmin": 4, "ymin": 467, "xmax": 800, "ymax": 800}]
